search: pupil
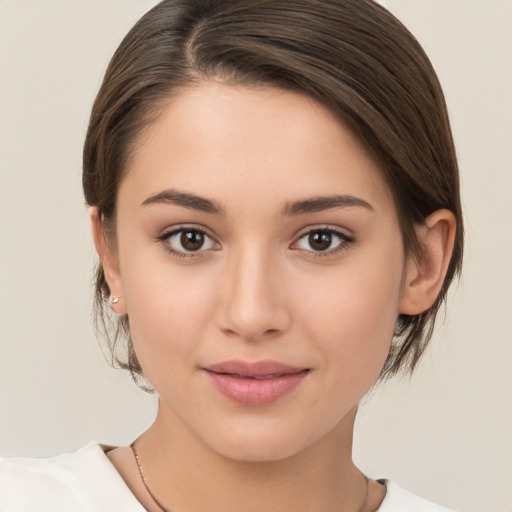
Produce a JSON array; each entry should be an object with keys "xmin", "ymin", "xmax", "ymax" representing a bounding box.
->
[
  {"xmin": 181, "ymin": 231, "xmax": 204, "ymax": 251},
  {"xmin": 309, "ymin": 231, "xmax": 332, "ymax": 251}
]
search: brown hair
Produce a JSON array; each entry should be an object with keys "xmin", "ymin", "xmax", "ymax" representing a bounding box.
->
[{"xmin": 83, "ymin": 0, "xmax": 463, "ymax": 389}]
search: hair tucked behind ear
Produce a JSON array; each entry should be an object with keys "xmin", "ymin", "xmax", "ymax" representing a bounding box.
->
[{"xmin": 83, "ymin": 0, "xmax": 463, "ymax": 388}]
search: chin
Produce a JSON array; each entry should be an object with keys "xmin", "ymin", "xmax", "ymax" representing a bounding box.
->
[
  {"xmin": 216, "ymin": 436, "xmax": 308, "ymax": 463},
  {"xmin": 198, "ymin": 417, "xmax": 327, "ymax": 463}
]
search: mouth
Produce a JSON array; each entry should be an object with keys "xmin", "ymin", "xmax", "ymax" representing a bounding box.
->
[{"xmin": 203, "ymin": 360, "xmax": 310, "ymax": 406}]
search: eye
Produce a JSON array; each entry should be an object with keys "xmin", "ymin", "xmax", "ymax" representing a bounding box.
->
[
  {"xmin": 160, "ymin": 227, "xmax": 218, "ymax": 257},
  {"xmin": 294, "ymin": 228, "xmax": 353, "ymax": 255}
]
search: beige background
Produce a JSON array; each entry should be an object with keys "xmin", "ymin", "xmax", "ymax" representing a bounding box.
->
[{"xmin": 0, "ymin": 1, "xmax": 510, "ymax": 511}]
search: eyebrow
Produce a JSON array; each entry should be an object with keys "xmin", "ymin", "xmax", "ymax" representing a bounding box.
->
[
  {"xmin": 281, "ymin": 195, "xmax": 374, "ymax": 216},
  {"xmin": 141, "ymin": 189, "xmax": 226, "ymax": 215},
  {"xmin": 141, "ymin": 189, "xmax": 373, "ymax": 216}
]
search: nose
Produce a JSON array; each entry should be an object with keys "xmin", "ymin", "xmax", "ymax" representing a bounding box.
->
[{"xmin": 216, "ymin": 245, "xmax": 292, "ymax": 342}]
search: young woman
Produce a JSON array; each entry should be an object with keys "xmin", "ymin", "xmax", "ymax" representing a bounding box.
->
[{"xmin": 0, "ymin": 1, "xmax": 463, "ymax": 510}]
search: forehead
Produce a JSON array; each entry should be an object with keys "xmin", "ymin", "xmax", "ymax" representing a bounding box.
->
[{"xmin": 121, "ymin": 82, "xmax": 394, "ymax": 215}]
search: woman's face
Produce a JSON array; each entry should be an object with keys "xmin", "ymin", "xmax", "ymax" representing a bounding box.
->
[{"xmin": 109, "ymin": 83, "xmax": 409, "ymax": 461}]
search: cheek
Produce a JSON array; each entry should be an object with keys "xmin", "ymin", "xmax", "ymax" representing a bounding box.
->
[
  {"xmin": 297, "ymin": 249, "xmax": 404, "ymax": 381},
  {"xmin": 119, "ymin": 249, "xmax": 218, "ymax": 380}
]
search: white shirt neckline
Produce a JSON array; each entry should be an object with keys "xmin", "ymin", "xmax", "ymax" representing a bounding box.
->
[{"xmin": 1, "ymin": 442, "xmax": 454, "ymax": 511}]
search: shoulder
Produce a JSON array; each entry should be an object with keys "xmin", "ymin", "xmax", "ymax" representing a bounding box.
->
[
  {"xmin": 0, "ymin": 443, "xmax": 144, "ymax": 512},
  {"xmin": 377, "ymin": 479, "xmax": 457, "ymax": 512}
]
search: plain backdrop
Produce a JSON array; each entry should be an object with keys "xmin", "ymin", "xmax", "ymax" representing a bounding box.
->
[{"xmin": 0, "ymin": 1, "xmax": 511, "ymax": 511}]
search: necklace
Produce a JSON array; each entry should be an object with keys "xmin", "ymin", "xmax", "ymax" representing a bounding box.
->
[
  {"xmin": 131, "ymin": 441, "xmax": 171, "ymax": 512},
  {"xmin": 130, "ymin": 441, "xmax": 370, "ymax": 512}
]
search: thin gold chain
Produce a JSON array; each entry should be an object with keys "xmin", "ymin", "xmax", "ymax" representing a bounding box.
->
[
  {"xmin": 131, "ymin": 441, "xmax": 171, "ymax": 512},
  {"xmin": 130, "ymin": 440, "xmax": 370, "ymax": 512}
]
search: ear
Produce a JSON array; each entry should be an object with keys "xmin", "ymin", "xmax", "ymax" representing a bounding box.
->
[
  {"xmin": 399, "ymin": 209, "xmax": 456, "ymax": 315},
  {"xmin": 90, "ymin": 207, "xmax": 127, "ymax": 314}
]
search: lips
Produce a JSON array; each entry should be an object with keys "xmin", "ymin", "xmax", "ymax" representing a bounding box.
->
[{"xmin": 203, "ymin": 360, "xmax": 309, "ymax": 406}]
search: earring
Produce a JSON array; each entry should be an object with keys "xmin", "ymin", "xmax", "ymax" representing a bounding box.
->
[{"xmin": 110, "ymin": 296, "xmax": 124, "ymax": 314}]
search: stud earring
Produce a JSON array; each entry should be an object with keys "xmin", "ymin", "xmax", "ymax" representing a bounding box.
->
[{"xmin": 111, "ymin": 296, "xmax": 120, "ymax": 304}]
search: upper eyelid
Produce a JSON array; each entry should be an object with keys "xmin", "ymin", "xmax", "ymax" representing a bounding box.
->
[
  {"xmin": 157, "ymin": 227, "xmax": 219, "ymax": 258},
  {"xmin": 159, "ymin": 224, "xmax": 217, "ymax": 240},
  {"xmin": 292, "ymin": 225, "xmax": 353, "ymax": 240},
  {"xmin": 156, "ymin": 224, "xmax": 353, "ymax": 247},
  {"xmin": 157, "ymin": 225, "xmax": 219, "ymax": 252},
  {"xmin": 291, "ymin": 228, "xmax": 354, "ymax": 259},
  {"xmin": 293, "ymin": 228, "xmax": 352, "ymax": 245}
]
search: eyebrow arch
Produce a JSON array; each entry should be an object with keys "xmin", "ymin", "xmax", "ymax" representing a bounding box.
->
[
  {"xmin": 141, "ymin": 189, "xmax": 373, "ymax": 217},
  {"xmin": 281, "ymin": 195, "xmax": 374, "ymax": 216},
  {"xmin": 141, "ymin": 189, "xmax": 226, "ymax": 215}
]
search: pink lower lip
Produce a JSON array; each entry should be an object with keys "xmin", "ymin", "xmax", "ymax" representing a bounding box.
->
[{"xmin": 205, "ymin": 370, "xmax": 309, "ymax": 406}]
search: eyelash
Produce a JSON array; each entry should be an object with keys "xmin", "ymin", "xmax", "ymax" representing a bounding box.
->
[
  {"xmin": 156, "ymin": 226, "xmax": 355, "ymax": 259},
  {"xmin": 157, "ymin": 226, "xmax": 218, "ymax": 259},
  {"xmin": 293, "ymin": 227, "xmax": 355, "ymax": 258}
]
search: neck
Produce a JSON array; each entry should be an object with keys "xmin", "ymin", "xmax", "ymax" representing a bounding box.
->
[{"xmin": 136, "ymin": 402, "xmax": 368, "ymax": 512}]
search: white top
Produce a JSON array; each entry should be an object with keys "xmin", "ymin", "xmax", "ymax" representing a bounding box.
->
[{"xmin": 0, "ymin": 443, "xmax": 455, "ymax": 511}]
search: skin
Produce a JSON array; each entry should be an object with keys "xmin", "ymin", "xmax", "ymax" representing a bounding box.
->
[{"xmin": 92, "ymin": 82, "xmax": 456, "ymax": 512}]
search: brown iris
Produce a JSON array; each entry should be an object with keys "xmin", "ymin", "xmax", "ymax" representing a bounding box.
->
[
  {"xmin": 180, "ymin": 230, "xmax": 205, "ymax": 251},
  {"xmin": 308, "ymin": 231, "xmax": 333, "ymax": 251}
]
